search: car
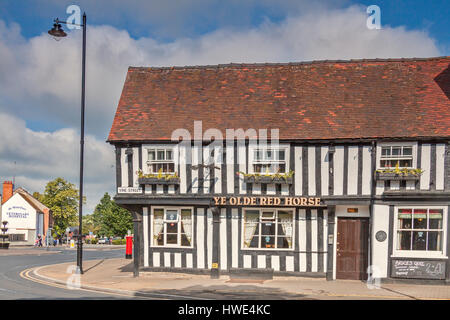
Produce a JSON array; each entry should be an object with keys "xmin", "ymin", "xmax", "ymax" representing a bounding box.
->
[{"xmin": 98, "ymin": 237, "xmax": 108, "ymax": 244}]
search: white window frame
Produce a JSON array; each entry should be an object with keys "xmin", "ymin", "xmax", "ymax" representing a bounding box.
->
[
  {"xmin": 143, "ymin": 144, "xmax": 179, "ymax": 174},
  {"xmin": 248, "ymin": 143, "xmax": 290, "ymax": 174},
  {"xmin": 376, "ymin": 141, "xmax": 417, "ymax": 169},
  {"xmin": 392, "ymin": 206, "xmax": 447, "ymax": 259},
  {"xmin": 150, "ymin": 206, "xmax": 194, "ymax": 248},
  {"xmin": 241, "ymin": 207, "xmax": 295, "ymax": 251}
]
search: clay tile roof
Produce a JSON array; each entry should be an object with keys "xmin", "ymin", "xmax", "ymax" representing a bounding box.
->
[{"xmin": 107, "ymin": 56, "xmax": 450, "ymax": 142}]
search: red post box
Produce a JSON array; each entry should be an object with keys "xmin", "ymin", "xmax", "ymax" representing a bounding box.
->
[{"xmin": 125, "ymin": 235, "xmax": 133, "ymax": 259}]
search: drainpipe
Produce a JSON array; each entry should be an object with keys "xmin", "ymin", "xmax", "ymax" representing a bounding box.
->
[
  {"xmin": 368, "ymin": 140, "xmax": 377, "ymax": 278},
  {"xmin": 210, "ymin": 206, "xmax": 220, "ymax": 279}
]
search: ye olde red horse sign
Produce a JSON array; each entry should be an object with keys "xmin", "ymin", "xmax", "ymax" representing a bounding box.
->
[{"xmin": 213, "ymin": 196, "xmax": 322, "ymax": 206}]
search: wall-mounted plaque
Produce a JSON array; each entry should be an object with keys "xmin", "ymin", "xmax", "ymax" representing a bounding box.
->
[
  {"xmin": 391, "ymin": 259, "xmax": 446, "ymax": 280},
  {"xmin": 375, "ymin": 231, "xmax": 387, "ymax": 242}
]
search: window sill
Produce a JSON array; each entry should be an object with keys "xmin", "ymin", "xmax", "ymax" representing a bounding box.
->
[
  {"xmin": 391, "ymin": 251, "xmax": 448, "ymax": 259},
  {"xmin": 150, "ymin": 245, "xmax": 194, "ymax": 249},
  {"xmin": 241, "ymin": 247, "xmax": 294, "ymax": 251}
]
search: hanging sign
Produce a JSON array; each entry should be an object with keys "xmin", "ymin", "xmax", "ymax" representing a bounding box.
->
[{"xmin": 213, "ymin": 196, "xmax": 322, "ymax": 206}]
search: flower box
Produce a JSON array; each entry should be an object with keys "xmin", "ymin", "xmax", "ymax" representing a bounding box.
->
[
  {"xmin": 138, "ymin": 177, "xmax": 180, "ymax": 185},
  {"xmin": 375, "ymin": 172, "xmax": 421, "ymax": 181},
  {"xmin": 243, "ymin": 176, "xmax": 293, "ymax": 184}
]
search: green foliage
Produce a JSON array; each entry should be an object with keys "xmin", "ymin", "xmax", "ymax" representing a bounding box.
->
[
  {"xmin": 236, "ymin": 170, "xmax": 295, "ymax": 181},
  {"xmin": 136, "ymin": 169, "xmax": 179, "ymax": 180},
  {"xmin": 39, "ymin": 178, "xmax": 80, "ymax": 237},
  {"xmin": 376, "ymin": 163, "xmax": 424, "ymax": 175},
  {"xmin": 82, "ymin": 214, "xmax": 100, "ymax": 235},
  {"xmin": 92, "ymin": 193, "xmax": 133, "ymax": 238},
  {"xmin": 112, "ymin": 239, "xmax": 127, "ymax": 245},
  {"xmin": 86, "ymin": 238, "xmax": 98, "ymax": 244},
  {"xmin": 32, "ymin": 191, "xmax": 42, "ymax": 200}
]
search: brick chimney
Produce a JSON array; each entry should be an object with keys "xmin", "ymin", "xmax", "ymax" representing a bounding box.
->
[{"xmin": 2, "ymin": 181, "xmax": 13, "ymax": 204}]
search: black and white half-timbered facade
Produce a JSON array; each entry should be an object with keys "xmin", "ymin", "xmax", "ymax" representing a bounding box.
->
[{"xmin": 108, "ymin": 56, "xmax": 450, "ymax": 283}]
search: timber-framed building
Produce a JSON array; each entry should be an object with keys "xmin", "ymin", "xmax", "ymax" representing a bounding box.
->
[{"xmin": 108, "ymin": 56, "xmax": 450, "ymax": 282}]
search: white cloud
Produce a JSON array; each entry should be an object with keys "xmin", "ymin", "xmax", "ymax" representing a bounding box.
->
[
  {"xmin": 0, "ymin": 5, "xmax": 441, "ymax": 138},
  {"xmin": 0, "ymin": 5, "xmax": 442, "ymax": 214},
  {"xmin": 0, "ymin": 112, "xmax": 115, "ymax": 214}
]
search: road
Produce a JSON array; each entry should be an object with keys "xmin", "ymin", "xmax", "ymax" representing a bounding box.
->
[
  {"xmin": 0, "ymin": 247, "xmax": 134, "ymax": 300},
  {"xmin": 3, "ymin": 247, "xmax": 447, "ymax": 301}
]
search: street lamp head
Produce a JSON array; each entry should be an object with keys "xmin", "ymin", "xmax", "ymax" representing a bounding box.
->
[{"xmin": 48, "ymin": 22, "xmax": 67, "ymax": 40}]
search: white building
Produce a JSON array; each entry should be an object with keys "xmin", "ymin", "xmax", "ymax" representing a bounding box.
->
[
  {"xmin": 108, "ymin": 57, "xmax": 450, "ymax": 283},
  {"xmin": 1, "ymin": 182, "xmax": 52, "ymax": 246}
]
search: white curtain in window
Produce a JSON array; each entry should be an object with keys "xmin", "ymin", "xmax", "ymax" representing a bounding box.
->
[
  {"xmin": 181, "ymin": 211, "xmax": 192, "ymax": 245},
  {"xmin": 279, "ymin": 213, "xmax": 293, "ymax": 248},
  {"xmin": 243, "ymin": 213, "xmax": 259, "ymax": 248},
  {"xmin": 153, "ymin": 212, "xmax": 164, "ymax": 245}
]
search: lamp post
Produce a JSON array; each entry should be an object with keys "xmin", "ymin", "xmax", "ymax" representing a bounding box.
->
[{"xmin": 48, "ymin": 13, "xmax": 86, "ymax": 274}]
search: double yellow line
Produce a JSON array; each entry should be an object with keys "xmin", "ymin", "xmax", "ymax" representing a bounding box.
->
[
  {"xmin": 19, "ymin": 267, "xmax": 153, "ymax": 299},
  {"xmin": 20, "ymin": 266, "xmax": 449, "ymax": 300}
]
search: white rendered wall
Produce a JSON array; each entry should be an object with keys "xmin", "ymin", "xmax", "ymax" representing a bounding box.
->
[
  {"xmin": 371, "ymin": 205, "xmax": 390, "ymax": 278},
  {"xmin": 1, "ymin": 193, "xmax": 37, "ymax": 241}
]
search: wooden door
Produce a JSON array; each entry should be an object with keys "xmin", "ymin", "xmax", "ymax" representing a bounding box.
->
[{"xmin": 336, "ymin": 218, "xmax": 369, "ymax": 280}]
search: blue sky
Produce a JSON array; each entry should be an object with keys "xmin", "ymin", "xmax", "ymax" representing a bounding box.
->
[
  {"xmin": 0, "ymin": 0, "xmax": 448, "ymax": 213},
  {"xmin": 0, "ymin": 0, "xmax": 445, "ymax": 134},
  {"xmin": 1, "ymin": 0, "xmax": 448, "ymax": 51}
]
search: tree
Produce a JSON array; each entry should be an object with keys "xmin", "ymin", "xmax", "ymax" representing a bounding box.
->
[
  {"xmin": 92, "ymin": 193, "xmax": 133, "ymax": 237},
  {"xmin": 39, "ymin": 178, "xmax": 80, "ymax": 237},
  {"xmin": 82, "ymin": 214, "xmax": 100, "ymax": 235},
  {"xmin": 32, "ymin": 191, "xmax": 42, "ymax": 200}
]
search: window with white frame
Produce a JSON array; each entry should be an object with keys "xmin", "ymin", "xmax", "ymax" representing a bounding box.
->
[
  {"xmin": 252, "ymin": 148, "xmax": 287, "ymax": 174},
  {"xmin": 147, "ymin": 148, "xmax": 175, "ymax": 173},
  {"xmin": 242, "ymin": 209, "xmax": 294, "ymax": 249},
  {"xmin": 152, "ymin": 208, "xmax": 193, "ymax": 247},
  {"xmin": 379, "ymin": 145, "xmax": 414, "ymax": 168},
  {"xmin": 396, "ymin": 208, "xmax": 445, "ymax": 252}
]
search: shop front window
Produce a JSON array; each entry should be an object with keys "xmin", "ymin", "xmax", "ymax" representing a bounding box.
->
[
  {"xmin": 396, "ymin": 208, "xmax": 444, "ymax": 252},
  {"xmin": 243, "ymin": 209, "xmax": 294, "ymax": 249},
  {"xmin": 152, "ymin": 208, "xmax": 193, "ymax": 247}
]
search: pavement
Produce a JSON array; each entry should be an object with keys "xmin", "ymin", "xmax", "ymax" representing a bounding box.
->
[
  {"xmin": 0, "ymin": 247, "xmax": 62, "ymax": 256},
  {"xmin": 24, "ymin": 258, "xmax": 450, "ymax": 300},
  {"xmin": 0, "ymin": 245, "xmax": 125, "ymax": 256}
]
